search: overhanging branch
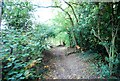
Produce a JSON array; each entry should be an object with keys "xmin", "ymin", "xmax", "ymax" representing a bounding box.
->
[
  {"xmin": 34, "ymin": 5, "xmax": 74, "ymax": 26},
  {"xmin": 34, "ymin": 5, "xmax": 60, "ymax": 8},
  {"xmin": 63, "ymin": 0, "xmax": 78, "ymax": 24}
]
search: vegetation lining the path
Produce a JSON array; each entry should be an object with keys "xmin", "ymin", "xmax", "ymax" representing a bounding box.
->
[
  {"xmin": 0, "ymin": 0, "xmax": 120, "ymax": 80},
  {"xmin": 1, "ymin": 1, "xmax": 55, "ymax": 80}
]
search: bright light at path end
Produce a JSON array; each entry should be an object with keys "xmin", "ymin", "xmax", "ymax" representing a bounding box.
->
[{"xmin": 31, "ymin": 0, "xmax": 54, "ymax": 24}]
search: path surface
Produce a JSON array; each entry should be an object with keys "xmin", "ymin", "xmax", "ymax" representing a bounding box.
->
[{"xmin": 45, "ymin": 46, "xmax": 97, "ymax": 79}]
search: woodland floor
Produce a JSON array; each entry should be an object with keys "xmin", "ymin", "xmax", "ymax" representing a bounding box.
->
[{"xmin": 43, "ymin": 46, "xmax": 99, "ymax": 79}]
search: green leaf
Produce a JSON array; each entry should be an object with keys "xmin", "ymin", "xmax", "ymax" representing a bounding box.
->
[
  {"xmin": 16, "ymin": 73, "xmax": 23, "ymax": 78},
  {"xmin": 4, "ymin": 63, "xmax": 12, "ymax": 68},
  {"xmin": 8, "ymin": 71, "xmax": 18, "ymax": 75}
]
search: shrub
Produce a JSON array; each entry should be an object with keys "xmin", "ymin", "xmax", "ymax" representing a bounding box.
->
[{"xmin": 1, "ymin": 28, "xmax": 49, "ymax": 80}]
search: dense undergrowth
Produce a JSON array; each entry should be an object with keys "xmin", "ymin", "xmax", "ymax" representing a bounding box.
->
[
  {"xmin": 1, "ymin": 1, "xmax": 55, "ymax": 80},
  {"xmin": 1, "ymin": 27, "xmax": 54, "ymax": 80},
  {"xmin": 78, "ymin": 50, "xmax": 120, "ymax": 78}
]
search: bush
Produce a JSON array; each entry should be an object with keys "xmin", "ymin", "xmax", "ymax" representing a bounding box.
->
[
  {"xmin": 3, "ymin": 0, "xmax": 33, "ymax": 29},
  {"xmin": 1, "ymin": 1, "xmax": 55, "ymax": 80},
  {"xmin": 1, "ymin": 28, "xmax": 49, "ymax": 80}
]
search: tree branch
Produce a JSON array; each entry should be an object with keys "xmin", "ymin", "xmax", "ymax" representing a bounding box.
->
[
  {"xmin": 34, "ymin": 4, "xmax": 77, "ymax": 46},
  {"xmin": 63, "ymin": 0, "xmax": 78, "ymax": 24},
  {"xmin": 59, "ymin": 7, "xmax": 74, "ymax": 26},
  {"xmin": 92, "ymin": 28, "xmax": 110, "ymax": 55},
  {"xmin": 69, "ymin": 2, "xmax": 81, "ymax": 5},
  {"xmin": 34, "ymin": 5, "xmax": 60, "ymax": 8},
  {"xmin": 34, "ymin": 5, "xmax": 74, "ymax": 26}
]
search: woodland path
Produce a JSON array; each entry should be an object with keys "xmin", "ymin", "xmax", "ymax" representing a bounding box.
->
[{"xmin": 44, "ymin": 46, "xmax": 98, "ymax": 79}]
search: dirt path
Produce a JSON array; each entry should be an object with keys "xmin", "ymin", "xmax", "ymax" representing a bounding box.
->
[{"xmin": 45, "ymin": 46, "xmax": 97, "ymax": 79}]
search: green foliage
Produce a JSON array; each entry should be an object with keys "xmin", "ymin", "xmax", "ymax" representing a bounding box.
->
[
  {"xmin": 1, "ymin": 25, "xmax": 55, "ymax": 80},
  {"xmin": 1, "ymin": 1, "xmax": 56, "ymax": 80},
  {"xmin": 53, "ymin": 1, "xmax": 120, "ymax": 78},
  {"xmin": 1, "ymin": 0, "xmax": 120, "ymax": 79},
  {"xmin": 75, "ymin": 3, "xmax": 98, "ymax": 48},
  {"xmin": 52, "ymin": 12, "xmax": 72, "ymax": 46},
  {"xmin": 95, "ymin": 58, "xmax": 119, "ymax": 79},
  {"xmin": 96, "ymin": 62, "xmax": 111, "ymax": 78},
  {"xmin": 1, "ymin": 28, "xmax": 49, "ymax": 80},
  {"xmin": 3, "ymin": 0, "xmax": 33, "ymax": 29},
  {"xmin": 73, "ymin": 2, "xmax": 120, "ymax": 78}
]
